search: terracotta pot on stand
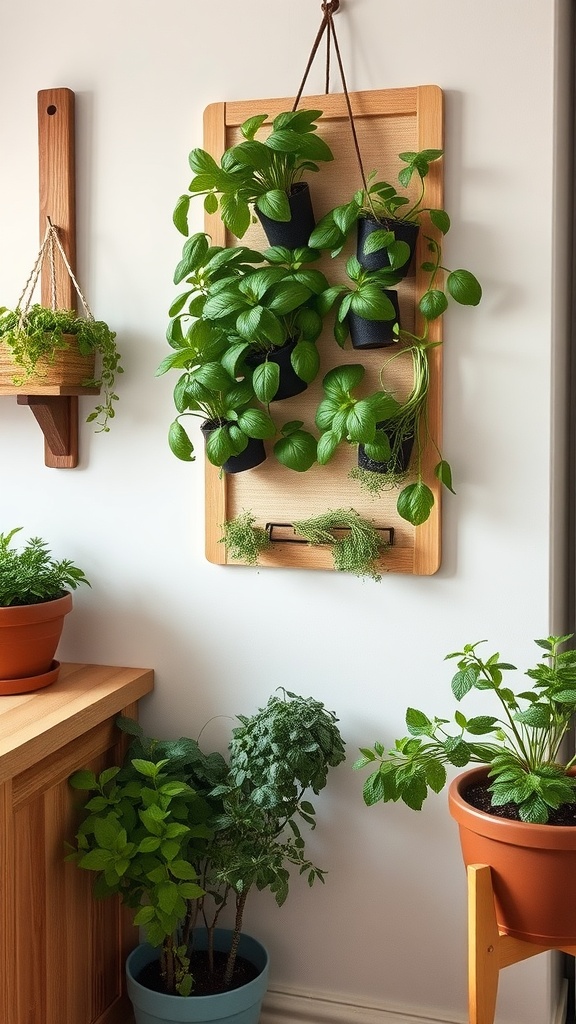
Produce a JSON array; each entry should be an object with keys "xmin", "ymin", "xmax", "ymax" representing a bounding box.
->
[{"xmin": 449, "ymin": 765, "xmax": 576, "ymax": 945}]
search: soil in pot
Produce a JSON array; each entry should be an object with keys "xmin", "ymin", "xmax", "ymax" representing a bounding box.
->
[
  {"xmin": 137, "ymin": 950, "xmax": 260, "ymax": 997},
  {"xmin": 356, "ymin": 216, "xmax": 419, "ymax": 277},
  {"xmin": 464, "ymin": 779, "xmax": 576, "ymax": 827},
  {"xmin": 255, "ymin": 182, "xmax": 316, "ymax": 249}
]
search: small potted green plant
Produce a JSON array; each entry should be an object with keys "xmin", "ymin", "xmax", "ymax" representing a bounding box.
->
[
  {"xmin": 163, "ymin": 363, "xmax": 276, "ymax": 473},
  {"xmin": 200, "ymin": 246, "xmax": 328, "ymax": 401},
  {"xmin": 317, "ymin": 255, "xmax": 403, "ymax": 350},
  {"xmin": 309, "ymin": 149, "xmax": 445, "ymax": 274},
  {"xmin": 354, "ymin": 634, "xmax": 576, "ymax": 946},
  {"xmin": 0, "ymin": 304, "xmax": 122, "ymax": 431},
  {"xmin": 70, "ymin": 689, "xmax": 346, "ymax": 1024},
  {"xmin": 174, "ymin": 109, "xmax": 334, "ymax": 248},
  {"xmin": 314, "ymin": 363, "xmax": 401, "ymax": 466},
  {"xmin": 0, "ymin": 527, "xmax": 90, "ymax": 692},
  {"xmin": 220, "ymin": 507, "xmax": 388, "ymax": 579}
]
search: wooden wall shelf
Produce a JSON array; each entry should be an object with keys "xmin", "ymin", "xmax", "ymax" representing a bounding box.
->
[
  {"xmin": 202, "ymin": 85, "xmax": 444, "ymax": 575},
  {"xmin": 1, "ymin": 88, "xmax": 99, "ymax": 468},
  {"xmin": 0, "ymin": 661, "xmax": 154, "ymax": 1024}
]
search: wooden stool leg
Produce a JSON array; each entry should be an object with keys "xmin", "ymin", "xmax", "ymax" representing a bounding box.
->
[{"xmin": 468, "ymin": 865, "xmax": 500, "ymax": 1024}]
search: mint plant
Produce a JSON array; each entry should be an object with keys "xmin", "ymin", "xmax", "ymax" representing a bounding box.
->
[{"xmin": 355, "ymin": 635, "xmax": 576, "ymax": 824}]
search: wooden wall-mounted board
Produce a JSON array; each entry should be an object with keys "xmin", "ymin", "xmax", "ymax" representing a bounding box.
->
[{"xmin": 202, "ymin": 85, "xmax": 444, "ymax": 575}]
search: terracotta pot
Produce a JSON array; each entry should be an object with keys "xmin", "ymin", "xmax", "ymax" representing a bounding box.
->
[
  {"xmin": 448, "ymin": 766, "xmax": 576, "ymax": 945},
  {"xmin": 0, "ymin": 334, "xmax": 95, "ymax": 393},
  {"xmin": 0, "ymin": 593, "xmax": 72, "ymax": 691}
]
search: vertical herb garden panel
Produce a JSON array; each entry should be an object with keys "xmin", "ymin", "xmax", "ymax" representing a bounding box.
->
[{"xmin": 196, "ymin": 85, "xmax": 446, "ymax": 575}]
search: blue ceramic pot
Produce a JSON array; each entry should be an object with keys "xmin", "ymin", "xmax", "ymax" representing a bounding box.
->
[{"xmin": 126, "ymin": 929, "xmax": 270, "ymax": 1024}]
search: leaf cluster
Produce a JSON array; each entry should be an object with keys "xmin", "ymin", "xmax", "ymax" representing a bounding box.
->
[
  {"xmin": 174, "ymin": 109, "xmax": 334, "ymax": 239},
  {"xmin": 0, "ymin": 304, "xmax": 122, "ymax": 432},
  {"xmin": 0, "ymin": 527, "xmax": 90, "ymax": 606},
  {"xmin": 70, "ymin": 692, "xmax": 345, "ymax": 994},
  {"xmin": 354, "ymin": 635, "xmax": 576, "ymax": 823}
]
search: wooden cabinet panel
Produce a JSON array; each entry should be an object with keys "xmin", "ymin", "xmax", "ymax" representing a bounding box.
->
[{"xmin": 0, "ymin": 663, "xmax": 153, "ymax": 1024}]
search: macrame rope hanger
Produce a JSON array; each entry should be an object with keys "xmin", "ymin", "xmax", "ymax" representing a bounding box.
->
[
  {"xmin": 292, "ymin": 0, "xmax": 377, "ymax": 219},
  {"xmin": 16, "ymin": 216, "xmax": 95, "ymax": 329}
]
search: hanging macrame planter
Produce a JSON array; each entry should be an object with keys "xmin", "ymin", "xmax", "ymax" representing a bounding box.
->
[{"xmin": 0, "ymin": 217, "xmax": 121, "ymax": 431}]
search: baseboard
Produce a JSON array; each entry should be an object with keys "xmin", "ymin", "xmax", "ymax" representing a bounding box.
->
[
  {"xmin": 262, "ymin": 981, "xmax": 569, "ymax": 1024},
  {"xmin": 261, "ymin": 986, "xmax": 463, "ymax": 1024}
]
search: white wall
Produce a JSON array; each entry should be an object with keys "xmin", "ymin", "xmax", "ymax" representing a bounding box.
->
[{"xmin": 0, "ymin": 2, "xmax": 570, "ymax": 1022}]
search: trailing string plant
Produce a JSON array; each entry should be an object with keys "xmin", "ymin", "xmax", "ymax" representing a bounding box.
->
[
  {"xmin": 219, "ymin": 510, "xmax": 271, "ymax": 566},
  {"xmin": 353, "ymin": 634, "xmax": 576, "ymax": 825},
  {"xmin": 70, "ymin": 690, "xmax": 346, "ymax": 995},
  {"xmin": 349, "ymin": 334, "xmax": 455, "ymax": 526},
  {"xmin": 220, "ymin": 507, "xmax": 388, "ymax": 581},
  {"xmin": 174, "ymin": 109, "xmax": 334, "ymax": 241}
]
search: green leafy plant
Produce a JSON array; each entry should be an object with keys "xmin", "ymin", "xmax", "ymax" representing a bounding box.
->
[
  {"xmin": 314, "ymin": 364, "xmax": 400, "ymax": 466},
  {"xmin": 174, "ymin": 110, "xmax": 334, "ymax": 239},
  {"xmin": 310, "ymin": 149, "xmax": 482, "ymax": 321},
  {"xmin": 350, "ymin": 338, "xmax": 454, "ymax": 525},
  {"xmin": 0, "ymin": 527, "xmax": 90, "ymax": 606},
  {"xmin": 0, "ymin": 304, "xmax": 122, "ymax": 432},
  {"xmin": 70, "ymin": 691, "xmax": 345, "ymax": 996},
  {"xmin": 354, "ymin": 635, "xmax": 576, "ymax": 824},
  {"xmin": 68, "ymin": 757, "xmax": 211, "ymax": 995},
  {"xmin": 161, "ymin": 364, "xmax": 275, "ymax": 467},
  {"xmin": 317, "ymin": 256, "xmax": 402, "ymax": 347},
  {"xmin": 200, "ymin": 248, "xmax": 327, "ymax": 399}
]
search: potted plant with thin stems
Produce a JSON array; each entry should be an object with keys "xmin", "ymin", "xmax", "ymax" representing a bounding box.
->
[
  {"xmin": 0, "ymin": 527, "xmax": 89, "ymax": 693},
  {"xmin": 174, "ymin": 109, "xmax": 334, "ymax": 247},
  {"xmin": 309, "ymin": 149, "xmax": 446, "ymax": 275},
  {"xmin": 69, "ymin": 689, "xmax": 346, "ymax": 1024},
  {"xmin": 354, "ymin": 633, "xmax": 576, "ymax": 945}
]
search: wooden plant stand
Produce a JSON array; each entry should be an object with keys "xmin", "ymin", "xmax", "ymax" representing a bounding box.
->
[{"xmin": 468, "ymin": 864, "xmax": 576, "ymax": 1023}]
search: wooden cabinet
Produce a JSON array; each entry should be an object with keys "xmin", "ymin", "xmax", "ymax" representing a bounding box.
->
[{"xmin": 0, "ymin": 662, "xmax": 154, "ymax": 1024}]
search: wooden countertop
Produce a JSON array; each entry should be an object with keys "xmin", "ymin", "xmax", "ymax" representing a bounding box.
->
[{"xmin": 0, "ymin": 662, "xmax": 153, "ymax": 784}]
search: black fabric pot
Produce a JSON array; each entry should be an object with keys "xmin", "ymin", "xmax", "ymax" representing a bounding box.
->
[
  {"xmin": 356, "ymin": 216, "xmax": 419, "ymax": 277},
  {"xmin": 247, "ymin": 338, "xmax": 308, "ymax": 401},
  {"xmin": 358, "ymin": 428, "xmax": 414, "ymax": 475},
  {"xmin": 256, "ymin": 182, "xmax": 316, "ymax": 249},
  {"xmin": 347, "ymin": 291, "xmax": 400, "ymax": 350},
  {"xmin": 201, "ymin": 420, "xmax": 267, "ymax": 474}
]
